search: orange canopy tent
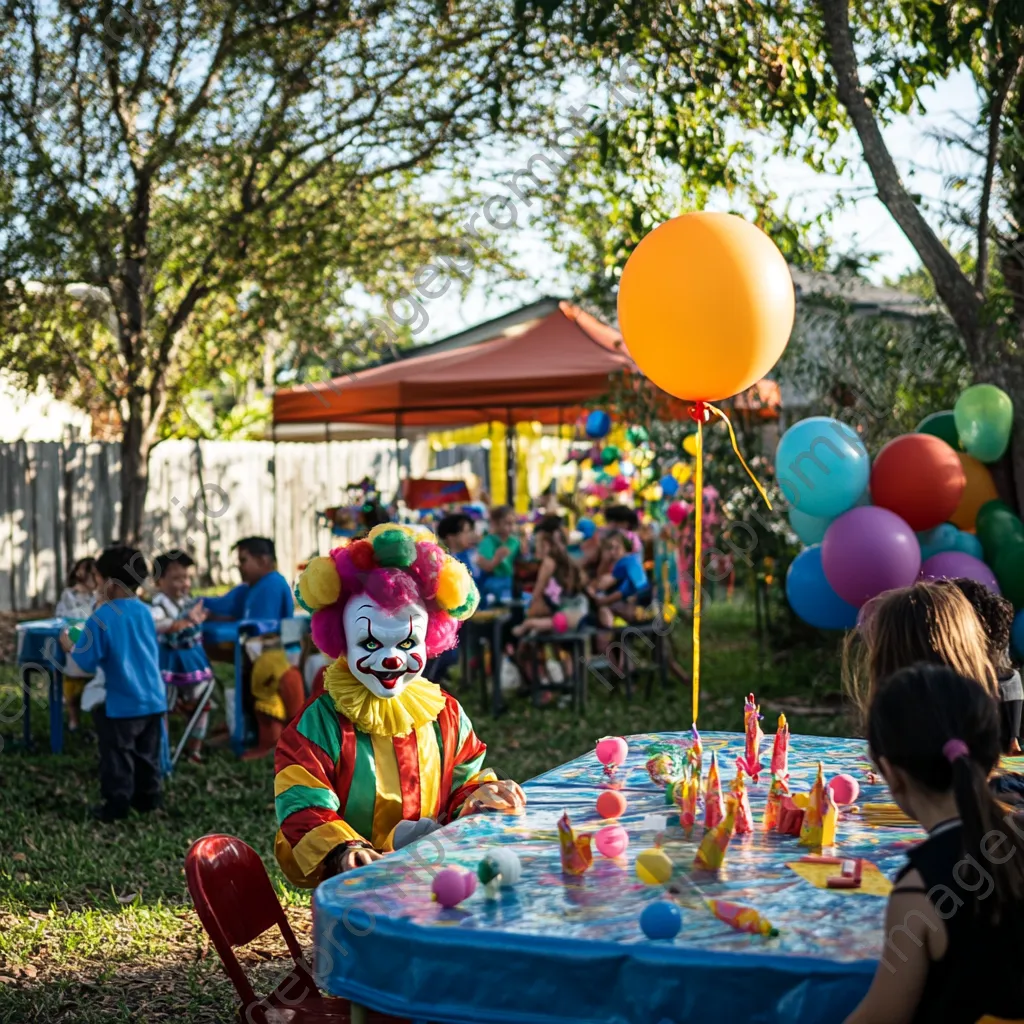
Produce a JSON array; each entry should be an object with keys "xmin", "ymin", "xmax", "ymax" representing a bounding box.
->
[{"xmin": 272, "ymin": 301, "xmax": 634, "ymax": 431}]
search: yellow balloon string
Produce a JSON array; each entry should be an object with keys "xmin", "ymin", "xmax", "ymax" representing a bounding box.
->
[
  {"xmin": 689, "ymin": 403, "xmax": 773, "ymax": 727},
  {"xmin": 707, "ymin": 404, "xmax": 773, "ymax": 510},
  {"xmin": 692, "ymin": 419, "xmax": 703, "ymax": 725}
]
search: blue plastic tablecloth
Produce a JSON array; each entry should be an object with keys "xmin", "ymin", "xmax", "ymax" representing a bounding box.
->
[{"xmin": 312, "ymin": 731, "xmax": 923, "ymax": 1024}]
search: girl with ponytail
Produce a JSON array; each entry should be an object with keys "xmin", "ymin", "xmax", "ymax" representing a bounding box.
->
[{"xmin": 846, "ymin": 663, "xmax": 1024, "ymax": 1024}]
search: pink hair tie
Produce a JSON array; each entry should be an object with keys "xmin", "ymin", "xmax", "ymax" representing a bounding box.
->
[{"xmin": 943, "ymin": 738, "xmax": 970, "ymax": 763}]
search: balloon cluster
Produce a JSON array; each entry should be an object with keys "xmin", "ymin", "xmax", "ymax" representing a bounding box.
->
[{"xmin": 781, "ymin": 385, "xmax": 1015, "ymax": 632}]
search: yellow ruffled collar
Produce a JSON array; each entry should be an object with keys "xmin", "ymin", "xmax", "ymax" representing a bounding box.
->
[{"xmin": 323, "ymin": 658, "xmax": 446, "ymax": 737}]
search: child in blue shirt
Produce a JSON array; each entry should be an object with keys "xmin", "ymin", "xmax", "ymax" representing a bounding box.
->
[
  {"xmin": 425, "ymin": 513, "xmax": 480, "ymax": 685},
  {"xmin": 60, "ymin": 546, "xmax": 166, "ymax": 823},
  {"xmin": 589, "ymin": 530, "xmax": 652, "ymax": 628}
]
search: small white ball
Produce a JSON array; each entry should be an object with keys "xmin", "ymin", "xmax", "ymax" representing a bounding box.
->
[{"xmin": 487, "ymin": 848, "xmax": 522, "ymax": 887}]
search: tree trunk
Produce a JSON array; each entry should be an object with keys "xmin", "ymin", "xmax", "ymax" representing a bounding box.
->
[{"xmin": 120, "ymin": 403, "xmax": 152, "ymax": 545}]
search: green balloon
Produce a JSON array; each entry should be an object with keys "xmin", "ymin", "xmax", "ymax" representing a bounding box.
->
[
  {"xmin": 916, "ymin": 410, "xmax": 960, "ymax": 450},
  {"xmin": 626, "ymin": 426, "xmax": 649, "ymax": 445},
  {"xmin": 994, "ymin": 541, "xmax": 1024, "ymax": 609},
  {"xmin": 976, "ymin": 499, "xmax": 1024, "ymax": 561},
  {"xmin": 954, "ymin": 384, "xmax": 1013, "ymax": 463},
  {"xmin": 601, "ymin": 445, "xmax": 620, "ymax": 466}
]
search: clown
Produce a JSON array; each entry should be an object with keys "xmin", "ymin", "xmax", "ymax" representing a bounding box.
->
[{"xmin": 274, "ymin": 524, "xmax": 526, "ymax": 886}]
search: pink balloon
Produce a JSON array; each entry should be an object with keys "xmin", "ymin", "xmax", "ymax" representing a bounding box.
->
[
  {"xmin": 594, "ymin": 824, "xmax": 629, "ymax": 858},
  {"xmin": 596, "ymin": 736, "xmax": 629, "ymax": 766},
  {"xmin": 920, "ymin": 551, "xmax": 1001, "ymax": 594},
  {"xmin": 612, "ymin": 476, "xmax": 631, "ymax": 493},
  {"xmin": 821, "ymin": 506, "xmax": 921, "ymax": 607},
  {"xmin": 667, "ymin": 501, "xmax": 689, "ymax": 525},
  {"xmin": 828, "ymin": 774, "xmax": 860, "ymax": 806},
  {"xmin": 552, "ymin": 611, "xmax": 569, "ymax": 633},
  {"xmin": 432, "ymin": 867, "xmax": 475, "ymax": 908}
]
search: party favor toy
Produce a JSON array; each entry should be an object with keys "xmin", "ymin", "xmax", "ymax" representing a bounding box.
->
[
  {"xmin": 770, "ymin": 713, "xmax": 790, "ymax": 778},
  {"xmin": 777, "ymin": 796, "xmax": 804, "ymax": 836},
  {"xmin": 737, "ymin": 693, "xmax": 764, "ymax": 781},
  {"xmin": 694, "ymin": 795, "xmax": 737, "ymax": 871},
  {"xmin": 645, "ymin": 745, "xmax": 686, "ymax": 788},
  {"xmin": 688, "ymin": 723, "xmax": 703, "ymax": 784},
  {"xmin": 705, "ymin": 898, "xmax": 779, "ymax": 937},
  {"xmin": 477, "ymin": 849, "xmax": 522, "ymax": 898},
  {"xmin": 730, "ymin": 761, "xmax": 754, "ymax": 834},
  {"xmin": 799, "ymin": 762, "xmax": 828, "ymax": 847},
  {"xmin": 558, "ymin": 811, "xmax": 593, "ymax": 875},
  {"xmin": 673, "ymin": 771, "xmax": 699, "ymax": 833},
  {"xmin": 762, "ymin": 773, "xmax": 790, "ymax": 831},
  {"xmin": 704, "ymin": 750, "xmax": 725, "ymax": 829}
]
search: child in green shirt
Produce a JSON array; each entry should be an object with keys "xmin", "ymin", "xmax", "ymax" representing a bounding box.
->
[{"xmin": 476, "ymin": 505, "xmax": 520, "ymax": 601}]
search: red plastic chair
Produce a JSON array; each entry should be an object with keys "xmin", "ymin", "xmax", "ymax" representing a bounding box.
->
[{"xmin": 185, "ymin": 834, "xmax": 403, "ymax": 1023}]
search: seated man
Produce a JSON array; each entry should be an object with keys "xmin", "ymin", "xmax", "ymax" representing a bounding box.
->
[
  {"xmin": 276, "ymin": 525, "xmax": 526, "ymax": 885},
  {"xmin": 203, "ymin": 537, "xmax": 296, "ymax": 756}
]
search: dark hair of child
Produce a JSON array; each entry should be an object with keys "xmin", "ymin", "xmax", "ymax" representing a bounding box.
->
[
  {"xmin": 489, "ymin": 504, "xmax": 513, "ymax": 521},
  {"xmin": 947, "ymin": 577, "xmax": 1014, "ymax": 676},
  {"xmin": 437, "ymin": 513, "xmax": 473, "ymax": 543},
  {"xmin": 96, "ymin": 546, "xmax": 150, "ymax": 593},
  {"xmin": 534, "ymin": 515, "xmax": 580, "ymax": 595},
  {"xmin": 360, "ymin": 502, "xmax": 390, "ymax": 530},
  {"xmin": 604, "ymin": 504, "xmax": 639, "ymax": 531},
  {"xmin": 602, "ymin": 530, "xmax": 630, "ymax": 551},
  {"xmin": 234, "ymin": 537, "xmax": 276, "ymax": 560},
  {"xmin": 67, "ymin": 556, "xmax": 98, "ymax": 587},
  {"xmin": 868, "ymin": 663, "xmax": 1024, "ymax": 923},
  {"xmin": 153, "ymin": 550, "xmax": 196, "ymax": 579}
]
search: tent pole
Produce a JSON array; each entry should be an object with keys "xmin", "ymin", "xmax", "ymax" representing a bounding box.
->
[
  {"xmin": 505, "ymin": 408, "xmax": 515, "ymax": 508},
  {"xmin": 394, "ymin": 413, "xmax": 402, "ymax": 505}
]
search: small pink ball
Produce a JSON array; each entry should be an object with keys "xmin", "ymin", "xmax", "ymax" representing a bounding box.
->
[
  {"xmin": 432, "ymin": 867, "xmax": 474, "ymax": 908},
  {"xmin": 595, "ymin": 824, "xmax": 629, "ymax": 858},
  {"xmin": 828, "ymin": 773, "xmax": 860, "ymax": 806},
  {"xmin": 596, "ymin": 790, "xmax": 628, "ymax": 819},
  {"xmin": 612, "ymin": 476, "xmax": 630, "ymax": 493},
  {"xmin": 596, "ymin": 736, "xmax": 629, "ymax": 767},
  {"xmin": 667, "ymin": 501, "xmax": 688, "ymax": 526},
  {"xmin": 552, "ymin": 611, "xmax": 569, "ymax": 633}
]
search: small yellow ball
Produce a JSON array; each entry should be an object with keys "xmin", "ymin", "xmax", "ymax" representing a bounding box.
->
[
  {"xmin": 635, "ymin": 848, "xmax": 673, "ymax": 885},
  {"xmin": 436, "ymin": 557, "xmax": 472, "ymax": 610}
]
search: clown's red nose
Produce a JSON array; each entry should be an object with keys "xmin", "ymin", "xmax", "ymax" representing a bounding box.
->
[{"xmin": 381, "ymin": 656, "xmax": 402, "ymax": 670}]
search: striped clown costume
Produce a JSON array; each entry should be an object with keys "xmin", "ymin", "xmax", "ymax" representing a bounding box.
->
[{"xmin": 275, "ymin": 524, "xmax": 519, "ymax": 888}]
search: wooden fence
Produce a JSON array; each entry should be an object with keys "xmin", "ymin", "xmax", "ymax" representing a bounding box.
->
[{"xmin": 0, "ymin": 438, "xmax": 410, "ymax": 612}]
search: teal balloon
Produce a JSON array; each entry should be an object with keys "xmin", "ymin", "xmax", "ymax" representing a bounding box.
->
[
  {"xmin": 601, "ymin": 445, "xmax": 620, "ymax": 466},
  {"xmin": 775, "ymin": 417, "xmax": 870, "ymax": 518},
  {"xmin": 917, "ymin": 523, "xmax": 959, "ymax": 561},
  {"xmin": 626, "ymin": 425, "xmax": 649, "ymax": 445},
  {"xmin": 994, "ymin": 541, "xmax": 1024, "ymax": 610},
  {"xmin": 976, "ymin": 500, "xmax": 1024, "ymax": 561},
  {"xmin": 916, "ymin": 410, "xmax": 960, "ymax": 450},
  {"xmin": 952, "ymin": 531, "xmax": 984, "ymax": 560},
  {"xmin": 954, "ymin": 384, "xmax": 1013, "ymax": 463},
  {"xmin": 789, "ymin": 508, "xmax": 833, "ymax": 546}
]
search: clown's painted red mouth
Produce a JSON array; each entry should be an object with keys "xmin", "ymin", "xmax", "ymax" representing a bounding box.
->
[{"xmin": 370, "ymin": 670, "xmax": 403, "ymax": 689}]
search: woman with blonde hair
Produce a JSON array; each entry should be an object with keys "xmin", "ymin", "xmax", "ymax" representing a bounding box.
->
[{"xmin": 844, "ymin": 582, "xmax": 998, "ymax": 724}]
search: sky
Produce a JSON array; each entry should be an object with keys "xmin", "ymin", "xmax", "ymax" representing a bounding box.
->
[{"xmin": 417, "ymin": 68, "xmax": 981, "ymax": 343}]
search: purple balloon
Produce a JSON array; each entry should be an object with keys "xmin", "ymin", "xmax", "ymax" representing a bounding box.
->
[
  {"xmin": 822, "ymin": 506, "xmax": 921, "ymax": 607},
  {"xmin": 920, "ymin": 551, "xmax": 1001, "ymax": 594}
]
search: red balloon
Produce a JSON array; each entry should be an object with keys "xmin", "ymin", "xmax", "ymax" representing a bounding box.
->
[{"xmin": 870, "ymin": 434, "xmax": 966, "ymax": 531}]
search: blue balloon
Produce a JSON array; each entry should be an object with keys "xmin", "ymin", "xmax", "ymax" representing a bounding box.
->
[
  {"xmin": 640, "ymin": 900, "xmax": 682, "ymax": 940},
  {"xmin": 585, "ymin": 410, "xmax": 611, "ymax": 440},
  {"xmin": 1014, "ymin": 610, "xmax": 1024, "ymax": 660},
  {"xmin": 952, "ymin": 531, "xmax": 984, "ymax": 560},
  {"xmin": 786, "ymin": 545, "xmax": 858, "ymax": 630},
  {"xmin": 775, "ymin": 417, "xmax": 870, "ymax": 518},
  {"xmin": 659, "ymin": 475, "xmax": 679, "ymax": 498},
  {"xmin": 577, "ymin": 517, "xmax": 596, "ymax": 540},
  {"xmin": 788, "ymin": 507, "xmax": 833, "ymax": 546},
  {"xmin": 917, "ymin": 523, "xmax": 959, "ymax": 561}
]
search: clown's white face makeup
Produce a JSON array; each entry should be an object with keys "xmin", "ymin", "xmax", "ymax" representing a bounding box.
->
[{"xmin": 343, "ymin": 596, "xmax": 428, "ymax": 699}]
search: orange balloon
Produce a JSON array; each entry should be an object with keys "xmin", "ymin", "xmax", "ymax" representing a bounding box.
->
[
  {"xmin": 951, "ymin": 452, "xmax": 999, "ymax": 530},
  {"xmin": 617, "ymin": 212, "xmax": 795, "ymax": 402}
]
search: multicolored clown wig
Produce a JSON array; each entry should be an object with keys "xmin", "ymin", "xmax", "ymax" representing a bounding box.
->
[{"xmin": 295, "ymin": 523, "xmax": 478, "ymax": 686}]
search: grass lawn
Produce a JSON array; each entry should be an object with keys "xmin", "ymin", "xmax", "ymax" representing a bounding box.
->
[{"xmin": 0, "ymin": 601, "xmax": 849, "ymax": 1023}]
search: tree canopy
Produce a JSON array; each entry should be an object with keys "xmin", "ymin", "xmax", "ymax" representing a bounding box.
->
[{"xmin": 0, "ymin": 0, "xmax": 540, "ymax": 538}]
